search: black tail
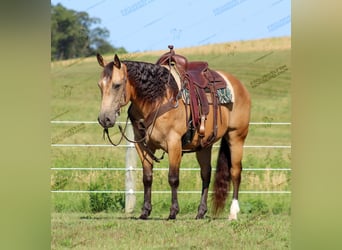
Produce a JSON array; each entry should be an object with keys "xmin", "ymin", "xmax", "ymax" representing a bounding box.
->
[{"xmin": 212, "ymin": 136, "xmax": 231, "ymax": 215}]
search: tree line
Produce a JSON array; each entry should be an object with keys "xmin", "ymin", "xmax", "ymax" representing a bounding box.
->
[{"xmin": 51, "ymin": 3, "xmax": 126, "ymax": 61}]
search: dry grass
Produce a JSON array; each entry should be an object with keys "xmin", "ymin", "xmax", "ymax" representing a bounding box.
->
[
  {"xmin": 51, "ymin": 36, "xmax": 291, "ymax": 67},
  {"xmin": 152, "ymin": 36, "xmax": 291, "ymax": 55}
]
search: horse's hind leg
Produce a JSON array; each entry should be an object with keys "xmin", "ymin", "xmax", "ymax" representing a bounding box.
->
[
  {"xmin": 195, "ymin": 146, "xmax": 212, "ymax": 219},
  {"xmin": 227, "ymin": 130, "xmax": 247, "ymax": 220}
]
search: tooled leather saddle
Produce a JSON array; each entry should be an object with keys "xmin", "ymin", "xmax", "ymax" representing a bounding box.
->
[{"xmin": 156, "ymin": 45, "xmax": 228, "ymax": 148}]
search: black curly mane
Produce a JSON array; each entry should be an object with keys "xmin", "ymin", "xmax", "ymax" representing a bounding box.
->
[{"xmin": 123, "ymin": 61, "xmax": 179, "ymax": 104}]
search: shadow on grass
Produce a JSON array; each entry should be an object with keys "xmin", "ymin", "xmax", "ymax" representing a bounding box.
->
[{"xmin": 79, "ymin": 213, "xmax": 233, "ymax": 221}]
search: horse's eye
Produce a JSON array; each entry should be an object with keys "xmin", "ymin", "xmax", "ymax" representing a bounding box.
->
[{"xmin": 112, "ymin": 83, "xmax": 121, "ymax": 90}]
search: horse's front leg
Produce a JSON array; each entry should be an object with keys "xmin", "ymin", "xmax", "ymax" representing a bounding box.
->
[
  {"xmin": 141, "ymin": 164, "xmax": 153, "ymax": 219},
  {"xmin": 167, "ymin": 140, "xmax": 182, "ymax": 220},
  {"xmin": 195, "ymin": 146, "xmax": 212, "ymax": 219},
  {"xmin": 135, "ymin": 143, "xmax": 154, "ymax": 219}
]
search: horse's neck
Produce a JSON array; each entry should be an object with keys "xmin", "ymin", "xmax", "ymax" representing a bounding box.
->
[
  {"xmin": 127, "ymin": 104, "xmax": 141, "ymax": 120},
  {"xmin": 129, "ymin": 100, "xmax": 160, "ymax": 120}
]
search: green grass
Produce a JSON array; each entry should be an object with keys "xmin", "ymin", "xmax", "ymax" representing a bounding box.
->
[
  {"xmin": 51, "ymin": 211, "xmax": 290, "ymax": 249},
  {"xmin": 51, "ymin": 37, "xmax": 291, "ymax": 249}
]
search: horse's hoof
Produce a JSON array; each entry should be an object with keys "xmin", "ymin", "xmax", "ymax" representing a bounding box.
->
[
  {"xmin": 139, "ymin": 214, "xmax": 149, "ymax": 220},
  {"xmin": 167, "ymin": 214, "xmax": 177, "ymax": 220},
  {"xmin": 196, "ymin": 207, "xmax": 207, "ymax": 219},
  {"xmin": 195, "ymin": 214, "xmax": 205, "ymax": 219},
  {"xmin": 228, "ymin": 214, "xmax": 238, "ymax": 221}
]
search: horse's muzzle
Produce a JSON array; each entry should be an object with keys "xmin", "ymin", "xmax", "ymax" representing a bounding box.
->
[{"xmin": 98, "ymin": 113, "xmax": 116, "ymax": 129}]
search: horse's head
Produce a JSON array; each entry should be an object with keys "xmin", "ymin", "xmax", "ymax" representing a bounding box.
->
[{"xmin": 97, "ymin": 53, "xmax": 128, "ymax": 129}]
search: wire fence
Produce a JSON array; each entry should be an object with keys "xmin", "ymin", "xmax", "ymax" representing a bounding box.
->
[{"xmin": 51, "ymin": 121, "xmax": 291, "ymax": 196}]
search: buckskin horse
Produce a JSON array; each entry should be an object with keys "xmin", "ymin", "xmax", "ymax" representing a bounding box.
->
[{"xmin": 96, "ymin": 46, "xmax": 251, "ymax": 220}]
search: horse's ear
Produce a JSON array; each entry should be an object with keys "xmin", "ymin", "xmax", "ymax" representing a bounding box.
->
[
  {"xmin": 113, "ymin": 54, "xmax": 121, "ymax": 69},
  {"xmin": 97, "ymin": 53, "xmax": 106, "ymax": 67}
]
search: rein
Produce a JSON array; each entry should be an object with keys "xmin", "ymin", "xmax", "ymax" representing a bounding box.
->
[
  {"xmin": 103, "ymin": 120, "xmax": 166, "ymax": 163},
  {"xmin": 102, "ymin": 116, "xmax": 134, "ymax": 147}
]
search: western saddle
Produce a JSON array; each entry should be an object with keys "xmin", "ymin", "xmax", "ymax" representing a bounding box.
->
[{"xmin": 156, "ymin": 45, "xmax": 227, "ymax": 148}]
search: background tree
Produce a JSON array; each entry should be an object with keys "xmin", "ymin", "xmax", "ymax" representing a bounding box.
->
[
  {"xmin": 89, "ymin": 27, "xmax": 127, "ymax": 56},
  {"xmin": 51, "ymin": 3, "xmax": 126, "ymax": 60}
]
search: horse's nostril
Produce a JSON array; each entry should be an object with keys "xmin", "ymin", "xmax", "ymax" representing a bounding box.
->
[
  {"xmin": 98, "ymin": 115, "xmax": 111, "ymax": 128},
  {"xmin": 99, "ymin": 115, "xmax": 115, "ymax": 128}
]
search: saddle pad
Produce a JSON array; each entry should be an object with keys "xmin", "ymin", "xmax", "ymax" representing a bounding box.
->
[
  {"xmin": 181, "ymin": 86, "xmax": 233, "ymax": 105},
  {"xmin": 163, "ymin": 65, "xmax": 234, "ymax": 104},
  {"xmin": 216, "ymin": 71, "xmax": 235, "ymax": 103},
  {"xmin": 162, "ymin": 65, "xmax": 182, "ymax": 90}
]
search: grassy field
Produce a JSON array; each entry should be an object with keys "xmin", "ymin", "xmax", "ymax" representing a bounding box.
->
[
  {"xmin": 51, "ymin": 37, "xmax": 291, "ymax": 249},
  {"xmin": 51, "ymin": 212, "xmax": 290, "ymax": 249}
]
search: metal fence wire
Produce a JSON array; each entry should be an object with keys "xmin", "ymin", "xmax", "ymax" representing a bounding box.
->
[{"xmin": 51, "ymin": 121, "xmax": 291, "ymax": 196}]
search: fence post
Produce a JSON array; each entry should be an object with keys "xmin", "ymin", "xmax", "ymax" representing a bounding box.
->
[{"xmin": 125, "ymin": 123, "xmax": 136, "ymax": 213}]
